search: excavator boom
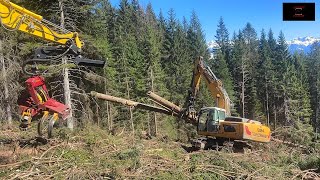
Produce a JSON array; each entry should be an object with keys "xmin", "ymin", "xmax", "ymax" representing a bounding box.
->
[
  {"xmin": 188, "ymin": 56, "xmax": 231, "ymax": 115},
  {"xmin": 0, "ymin": 0, "xmax": 82, "ymax": 48}
]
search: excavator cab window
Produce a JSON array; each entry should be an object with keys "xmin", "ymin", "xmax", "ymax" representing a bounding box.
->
[
  {"xmin": 198, "ymin": 109, "xmax": 220, "ymax": 133},
  {"xmin": 207, "ymin": 109, "xmax": 219, "ymax": 132},
  {"xmin": 198, "ymin": 111, "xmax": 209, "ymax": 131},
  {"xmin": 218, "ymin": 110, "xmax": 226, "ymax": 120}
]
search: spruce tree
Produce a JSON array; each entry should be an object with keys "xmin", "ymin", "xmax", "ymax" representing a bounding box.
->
[
  {"xmin": 308, "ymin": 42, "xmax": 320, "ymax": 138},
  {"xmin": 212, "ymin": 17, "xmax": 235, "ymax": 103},
  {"xmin": 257, "ymin": 29, "xmax": 274, "ymax": 125},
  {"xmin": 242, "ymin": 23, "xmax": 260, "ymax": 119},
  {"xmin": 187, "ymin": 10, "xmax": 209, "ymax": 60},
  {"xmin": 215, "ymin": 17, "xmax": 230, "ymax": 57}
]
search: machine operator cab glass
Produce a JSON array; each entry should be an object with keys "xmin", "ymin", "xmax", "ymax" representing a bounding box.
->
[{"xmin": 197, "ymin": 107, "xmax": 226, "ymax": 133}]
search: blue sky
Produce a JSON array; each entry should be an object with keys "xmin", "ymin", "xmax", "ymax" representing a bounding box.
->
[{"xmin": 109, "ymin": 0, "xmax": 320, "ymax": 42}]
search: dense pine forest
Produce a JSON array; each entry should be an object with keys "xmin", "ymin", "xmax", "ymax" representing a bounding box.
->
[{"xmin": 0, "ymin": 0, "xmax": 319, "ymax": 144}]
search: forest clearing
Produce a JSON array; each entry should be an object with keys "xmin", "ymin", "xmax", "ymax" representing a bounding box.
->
[{"xmin": 0, "ymin": 124, "xmax": 319, "ymax": 179}]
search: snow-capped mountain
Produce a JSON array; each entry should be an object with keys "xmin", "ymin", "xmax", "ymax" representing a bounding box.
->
[
  {"xmin": 207, "ymin": 36, "xmax": 320, "ymax": 56},
  {"xmin": 207, "ymin": 40, "xmax": 219, "ymax": 50},
  {"xmin": 207, "ymin": 40, "xmax": 220, "ymax": 59},
  {"xmin": 287, "ymin": 36, "xmax": 319, "ymax": 54}
]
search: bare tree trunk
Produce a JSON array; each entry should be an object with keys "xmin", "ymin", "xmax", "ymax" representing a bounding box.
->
[
  {"xmin": 106, "ymin": 101, "xmax": 110, "ymax": 130},
  {"xmin": 150, "ymin": 68, "xmax": 157, "ymax": 136},
  {"xmin": 0, "ymin": 40, "xmax": 12, "ymax": 124},
  {"xmin": 274, "ymin": 103, "xmax": 277, "ymax": 131},
  {"xmin": 59, "ymin": 1, "xmax": 73, "ymax": 130},
  {"xmin": 96, "ymin": 104, "xmax": 100, "ymax": 126},
  {"xmin": 316, "ymin": 77, "xmax": 319, "ymax": 139},
  {"xmin": 59, "ymin": 0, "xmax": 65, "ymax": 26},
  {"xmin": 316, "ymin": 101, "xmax": 319, "ymax": 139},
  {"xmin": 241, "ymin": 59, "xmax": 245, "ymax": 118},
  {"xmin": 129, "ymin": 107, "xmax": 134, "ymax": 135},
  {"xmin": 125, "ymin": 70, "xmax": 134, "ymax": 136},
  {"xmin": 107, "ymin": 102, "xmax": 114, "ymax": 132},
  {"xmin": 147, "ymin": 112, "xmax": 151, "ymax": 136},
  {"xmin": 103, "ymin": 68, "xmax": 112, "ymax": 132},
  {"xmin": 266, "ymin": 82, "xmax": 270, "ymax": 126},
  {"xmin": 284, "ymin": 99, "xmax": 289, "ymax": 126},
  {"xmin": 63, "ymin": 57, "xmax": 73, "ymax": 129}
]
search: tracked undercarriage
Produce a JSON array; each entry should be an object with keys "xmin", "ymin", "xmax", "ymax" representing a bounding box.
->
[{"xmin": 191, "ymin": 137, "xmax": 253, "ymax": 153}]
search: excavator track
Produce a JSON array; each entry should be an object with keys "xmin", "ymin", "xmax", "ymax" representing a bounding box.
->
[{"xmin": 191, "ymin": 137, "xmax": 252, "ymax": 153}]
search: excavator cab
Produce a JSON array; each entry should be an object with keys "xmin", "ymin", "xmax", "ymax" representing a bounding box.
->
[{"xmin": 197, "ymin": 107, "xmax": 226, "ymax": 134}]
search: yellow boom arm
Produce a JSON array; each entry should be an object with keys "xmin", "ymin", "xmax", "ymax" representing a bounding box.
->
[
  {"xmin": 190, "ymin": 56, "xmax": 231, "ymax": 116},
  {"xmin": 0, "ymin": 0, "xmax": 82, "ymax": 49},
  {"xmin": 0, "ymin": 0, "xmax": 105, "ymax": 73}
]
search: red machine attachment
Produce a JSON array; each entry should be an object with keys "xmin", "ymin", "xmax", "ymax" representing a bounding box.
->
[{"xmin": 17, "ymin": 76, "xmax": 70, "ymax": 138}]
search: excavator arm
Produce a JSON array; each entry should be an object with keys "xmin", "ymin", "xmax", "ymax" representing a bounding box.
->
[
  {"xmin": 0, "ymin": 0, "xmax": 82, "ymax": 48},
  {"xmin": 0, "ymin": 0, "xmax": 105, "ymax": 73},
  {"xmin": 186, "ymin": 56, "xmax": 231, "ymax": 116}
]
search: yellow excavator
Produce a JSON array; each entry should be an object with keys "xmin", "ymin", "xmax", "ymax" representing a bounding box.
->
[
  {"xmin": 180, "ymin": 56, "xmax": 270, "ymax": 149},
  {"xmin": 91, "ymin": 56, "xmax": 271, "ymax": 150}
]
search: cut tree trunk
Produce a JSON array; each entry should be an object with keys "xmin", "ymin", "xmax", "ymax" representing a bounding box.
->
[{"xmin": 0, "ymin": 40, "xmax": 12, "ymax": 124}]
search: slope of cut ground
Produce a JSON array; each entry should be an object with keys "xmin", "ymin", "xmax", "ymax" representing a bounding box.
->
[{"xmin": 0, "ymin": 124, "xmax": 319, "ymax": 179}]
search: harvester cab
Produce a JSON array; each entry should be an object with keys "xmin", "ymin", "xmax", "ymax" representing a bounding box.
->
[{"xmin": 18, "ymin": 76, "xmax": 70, "ymax": 132}]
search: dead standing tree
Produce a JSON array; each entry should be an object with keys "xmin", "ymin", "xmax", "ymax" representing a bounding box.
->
[
  {"xmin": 240, "ymin": 56, "xmax": 249, "ymax": 118},
  {"xmin": 0, "ymin": 39, "xmax": 12, "ymax": 124},
  {"xmin": 0, "ymin": 39, "xmax": 11, "ymax": 123},
  {"xmin": 0, "ymin": 35, "xmax": 22, "ymax": 125},
  {"xmin": 51, "ymin": 0, "xmax": 94, "ymax": 128}
]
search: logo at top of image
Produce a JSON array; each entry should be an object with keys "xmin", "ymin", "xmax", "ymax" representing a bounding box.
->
[
  {"xmin": 283, "ymin": 3, "xmax": 315, "ymax": 21},
  {"xmin": 293, "ymin": 6, "xmax": 304, "ymax": 17}
]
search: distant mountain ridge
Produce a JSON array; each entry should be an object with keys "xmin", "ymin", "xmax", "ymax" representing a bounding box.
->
[
  {"xmin": 207, "ymin": 40, "xmax": 219, "ymax": 50},
  {"xmin": 207, "ymin": 37, "xmax": 320, "ymax": 55},
  {"xmin": 287, "ymin": 37, "xmax": 320, "ymax": 54}
]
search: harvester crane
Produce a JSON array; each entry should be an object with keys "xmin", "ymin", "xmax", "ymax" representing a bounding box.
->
[{"xmin": 0, "ymin": 0, "xmax": 105, "ymax": 138}]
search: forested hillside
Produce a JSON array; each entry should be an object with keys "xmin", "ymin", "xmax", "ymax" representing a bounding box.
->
[
  {"xmin": 0, "ymin": 0, "xmax": 320, "ymax": 179},
  {"xmin": 1, "ymin": 0, "xmax": 319, "ymax": 143}
]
